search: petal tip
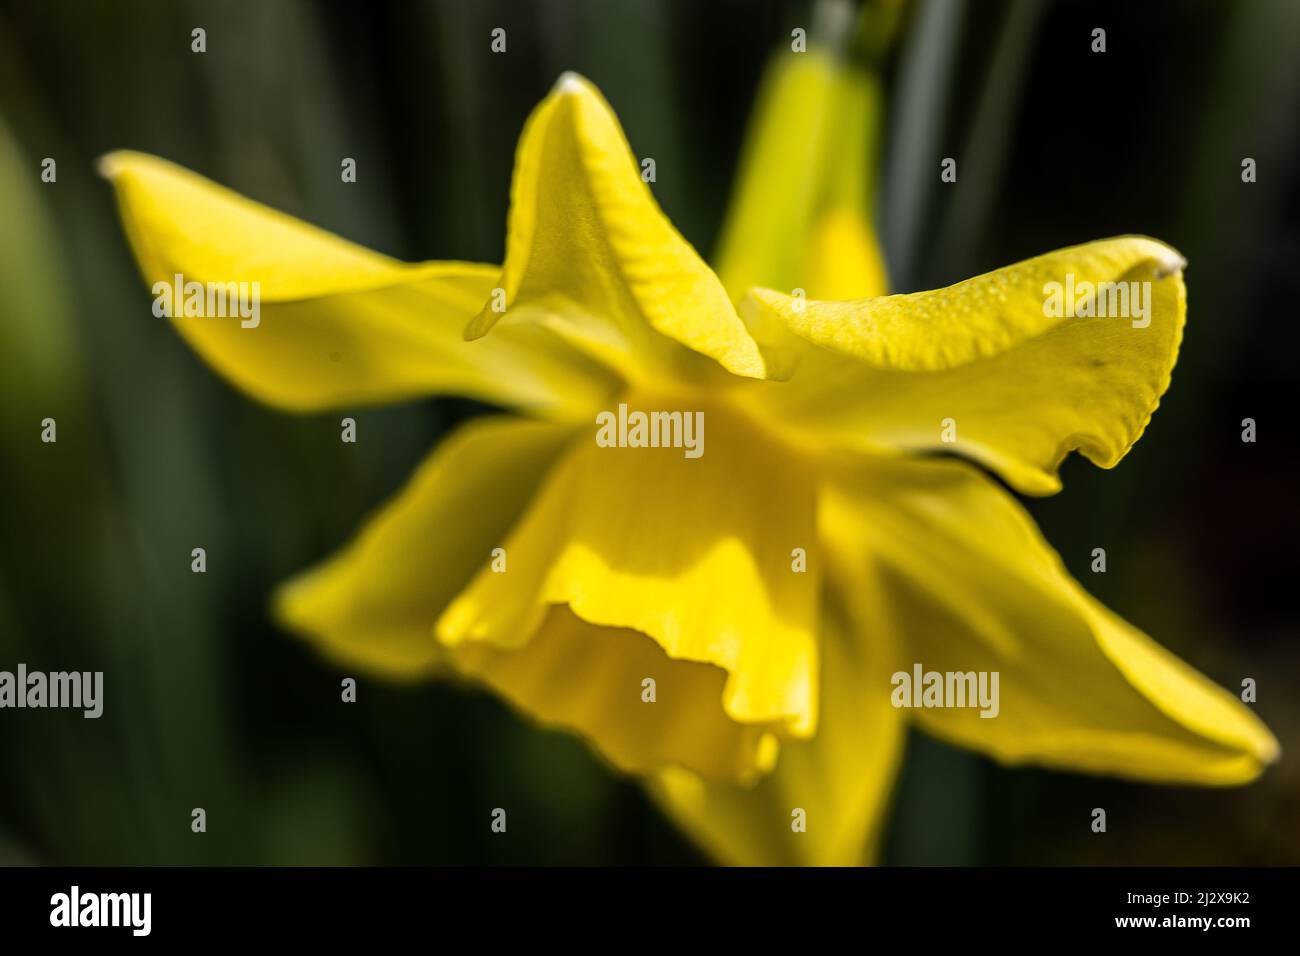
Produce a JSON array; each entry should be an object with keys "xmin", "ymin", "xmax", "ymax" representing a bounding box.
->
[
  {"xmin": 463, "ymin": 306, "xmax": 494, "ymax": 341},
  {"xmin": 1154, "ymin": 248, "xmax": 1187, "ymax": 279},
  {"xmin": 1124, "ymin": 236, "xmax": 1186, "ymax": 278},
  {"xmin": 269, "ymin": 573, "xmax": 317, "ymax": 635},
  {"xmin": 552, "ymin": 71, "xmax": 590, "ymax": 96},
  {"xmin": 96, "ymin": 151, "xmax": 127, "ymax": 180},
  {"xmin": 1255, "ymin": 726, "xmax": 1282, "ymax": 767}
]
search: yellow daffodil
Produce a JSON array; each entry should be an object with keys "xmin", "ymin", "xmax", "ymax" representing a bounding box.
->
[{"xmin": 100, "ymin": 67, "xmax": 1276, "ymax": 866}]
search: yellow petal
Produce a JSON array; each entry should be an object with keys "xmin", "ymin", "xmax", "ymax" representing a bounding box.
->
[
  {"xmin": 465, "ymin": 74, "xmax": 767, "ymax": 383},
  {"xmin": 436, "ymin": 392, "xmax": 819, "ymax": 736},
  {"xmin": 99, "ymin": 150, "xmax": 614, "ymax": 417},
  {"xmin": 822, "ymin": 453, "xmax": 1279, "ymax": 784},
  {"xmin": 715, "ymin": 48, "xmax": 889, "ymax": 303},
  {"xmin": 648, "ymin": 577, "xmax": 905, "ymax": 866},
  {"xmin": 449, "ymin": 606, "xmax": 780, "ymax": 781},
  {"xmin": 274, "ymin": 416, "xmax": 575, "ymax": 678},
  {"xmin": 743, "ymin": 237, "xmax": 1188, "ymax": 494}
]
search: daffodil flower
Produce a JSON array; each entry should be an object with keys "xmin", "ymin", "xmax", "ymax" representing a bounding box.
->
[{"xmin": 100, "ymin": 67, "xmax": 1276, "ymax": 866}]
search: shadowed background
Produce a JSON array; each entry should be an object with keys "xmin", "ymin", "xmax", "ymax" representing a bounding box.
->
[{"xmin": 0, "ymin": 0, "xmax": 1296, "ymax": 864}]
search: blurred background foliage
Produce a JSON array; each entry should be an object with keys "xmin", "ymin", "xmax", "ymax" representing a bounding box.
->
[{"xmin": 0, "ymin": 0, "xmax": 1296, "ymax": 865}]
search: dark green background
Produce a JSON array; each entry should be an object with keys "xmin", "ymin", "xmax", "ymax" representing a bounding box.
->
[{"xmin": 0, "ymin": 0, "xmax": 1296, "ymax": 864}]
